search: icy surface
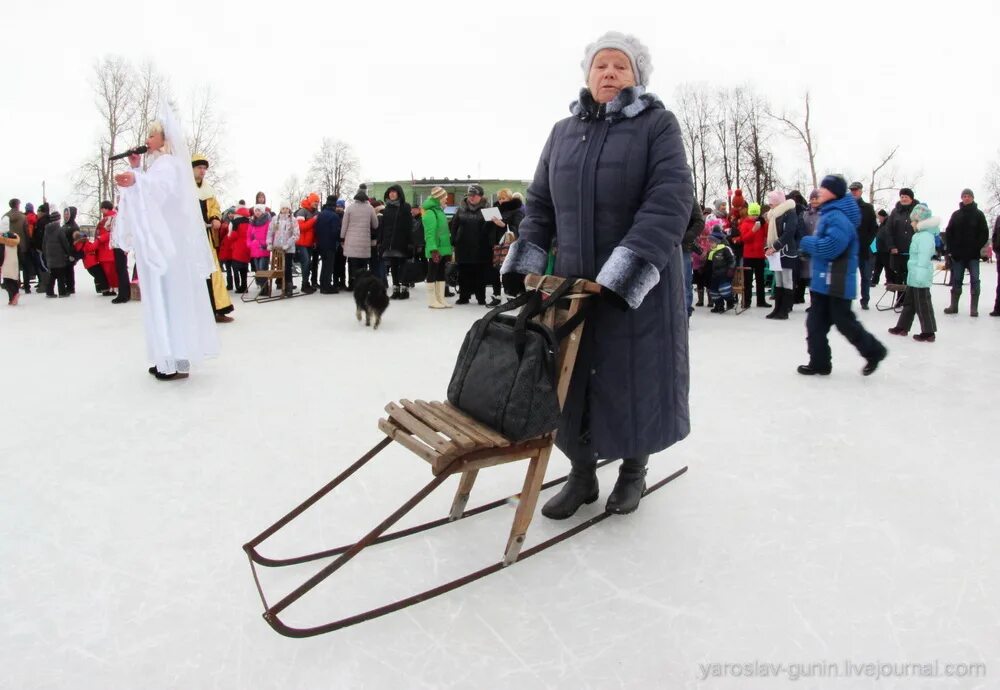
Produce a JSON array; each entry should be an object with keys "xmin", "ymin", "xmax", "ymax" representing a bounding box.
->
[{"xmin": 1, "ymin": 267, "xmax": 998, "ymax": 689}]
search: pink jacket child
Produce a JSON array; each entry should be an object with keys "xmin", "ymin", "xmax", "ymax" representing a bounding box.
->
[{"xmin": 246, "ymin": 205, "xmax": 271, "ymax": 260}]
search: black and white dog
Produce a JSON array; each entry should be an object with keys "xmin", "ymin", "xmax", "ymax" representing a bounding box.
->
[{"xmin": 353, "ymin": 271, "xmax": 389, "ymax": 329}]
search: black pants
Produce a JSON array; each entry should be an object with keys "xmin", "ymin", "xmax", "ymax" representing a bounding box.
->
[
  {"xmin": 222, "ymin": 260, "xmax": 233, "ymax": 290},
  {"xmin": 3, "ymin": 277, "xmax": 18, "ymax": 303},
  {"xmin": 46, "ymin": 266, "xmax": 70, "ymax": 296},
  {"xmin": 318, "ymin": 248, "xmax": 337, "ymax": 289},
  {"xmin": 458, "ymin": 262, "xmax": 488, "ymax": 303},
  {"xmin": 806, "ymin": 292, "xmax": 884, "ymax": 369},
  {"xmin": 335, "ymin": 246, "xmax": 347, "ymax": 287},
  {"xmin": 427, "ymin": 257, "xmax": 448, "ymax": 282},
  {"xmin": 66, "ymin": 260, "xmax": 77, "ymax": 293},
  {"xmin": 231, "ymin": 261, "xmax": 248, "ymax": 293},
  {"xmin": 994, "ymin": 261, "xmax": 1000, "ymax": 312},
  {"xmin": 871, "ymin": 251, "xmax": 891, "ymax": 285},
  {"xmin": 347, "ymin": 257, "xmax": 369, "ymax": 287},
  {"xmin": 113, "ymin": 248, "xmax": 130, "ymax": 301},
  {"xmin": 889, "ymin": 253, "xmax": 908, "ymax": 285},
  {"xmin": 86, "ymin": 264, "xmax": 108, "ymax": 292},
  {"xmin": 743, "ymin": 257, "xmax": 767, "ymax": 305},
  {"xmin": 310, "ymin": 248, "xmax": 320, "ymax": 287},
  {"xmin": 895, "ymin": 286, "xmax": 936, "ymax": 334}
]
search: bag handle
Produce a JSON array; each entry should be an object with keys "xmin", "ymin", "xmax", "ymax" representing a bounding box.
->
[{"xmin": 512, "ymin": 277, "xmax": 580, "ymax": 355}]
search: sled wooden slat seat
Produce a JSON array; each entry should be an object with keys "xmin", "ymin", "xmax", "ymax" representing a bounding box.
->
[
  {"xmin": 376, "ymin": 274, "xmax": 601, "ymax": 564},
  {"xmin": 254, "ymin": 249, "xmax": 285, "ymax": 282}
]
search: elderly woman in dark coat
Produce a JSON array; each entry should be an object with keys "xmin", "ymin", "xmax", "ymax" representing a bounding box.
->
[{"xmin": 501, "ymin": 31, "xmax": 692, "ymax": 517}]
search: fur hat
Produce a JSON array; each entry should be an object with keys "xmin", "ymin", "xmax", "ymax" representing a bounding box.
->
[
  {"xmin": 430, "ymin": 186, "xmax": 448, "ymax": 203},
  {"xmin": 910, "ymin": 203, "xmax": 932, "ymax": 223},
  {"xmin": 191, "ymin": 153, "xmax": 209, "ymax": 168},
  {"xmin": 747, "ymin": 202, "xmax": 761, "ymax": 217},
  {"xmin": 821, "ymin": 174, "xmax": 848, "ymax": 199},
  {"xmin": 582, "ymin": 31, "xmax": 652, "ymax": 87}
]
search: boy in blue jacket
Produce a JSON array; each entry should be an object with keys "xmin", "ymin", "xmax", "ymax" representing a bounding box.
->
[{"xmin": 797, "ymin": 175, "xmax": 887, "ymax": 376}]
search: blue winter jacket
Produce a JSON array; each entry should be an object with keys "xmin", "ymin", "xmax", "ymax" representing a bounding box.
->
[{"xmin": 799, "ymin": 195, "xmax": 861, "ymax": 299}]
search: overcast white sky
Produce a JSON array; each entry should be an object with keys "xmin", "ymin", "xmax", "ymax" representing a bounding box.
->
[{"xmin": 3, "ymin": 0, "xmax": 999, "ymax": 218}]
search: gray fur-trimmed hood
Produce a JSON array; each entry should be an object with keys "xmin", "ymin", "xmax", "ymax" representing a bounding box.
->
[{"xmin": 570, "ymin": 85, "xmax": 664, "ymax": 123}]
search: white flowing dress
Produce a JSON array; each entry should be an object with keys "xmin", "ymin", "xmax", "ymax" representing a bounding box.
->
[{"xmin": 116, "ymin": 152, "xmax": 219, "ymax": 374}]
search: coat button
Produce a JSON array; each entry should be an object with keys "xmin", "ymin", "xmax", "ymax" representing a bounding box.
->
[
  {"xmin": 582, "ymin": 135, "xmax": 587, "ymax": 141},
  {"xmin": 590, "ymin": 369, "xmax": 596, "ymax": 375}
]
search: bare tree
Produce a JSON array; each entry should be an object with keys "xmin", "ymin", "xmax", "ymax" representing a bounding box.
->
[
  {"xmin": 741, "ymin": 91, "xmax": 777, "ymax": 203},
  {"xmin": 771, "ymin": 91, "xmax": 818, "ymax": 191},
  {"xmin": 73, "ymin": 56, "xmax": 137, "ymax": 220},
  {"xmin": 307, "ymin": 138, "xmax": 360, "ymax": 201},
  {"xmin": 713, "ymin": 87, "xmax": 751, "ymax": 199},
  {"xmin": 675, "ymin": 83, "xmax": 718, "ymax": 207},
  {"xmin": 280, "ymin": 174, "xmax": 308, "ymax": 210},
  {"xmin": 131, "ymin": 61, "xmax": 168, "ymax": 148},
  {"xmin": 867, "ymin": 146, "xmax": 901, "ymax": 207},
  {"xmin": 185, "ymin": 85, "xmax": 229, "ymax": 194},
  {"xmin": 982, "ymin": 153, "xmax": 1000, "ymax": 218}
]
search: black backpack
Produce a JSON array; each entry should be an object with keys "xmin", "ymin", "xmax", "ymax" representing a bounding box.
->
[{"xmin": 447, "ymin": 279, "xmax": 585, "ymax": 442}]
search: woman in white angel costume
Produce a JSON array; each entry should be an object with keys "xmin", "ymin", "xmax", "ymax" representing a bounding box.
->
[{"xmin": 113, "ymin": 103, "xmax": 219, "ymax": 380}]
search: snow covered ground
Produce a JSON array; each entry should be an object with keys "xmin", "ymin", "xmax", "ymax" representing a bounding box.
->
[{"xmin": 2, "ymin": 265, "xmax": 998, "ymax": 690}]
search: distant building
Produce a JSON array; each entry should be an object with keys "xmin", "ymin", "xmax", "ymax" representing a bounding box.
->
[{"xmin": 368, "ymin": 178, "xmax": 531, "ymax": 209}]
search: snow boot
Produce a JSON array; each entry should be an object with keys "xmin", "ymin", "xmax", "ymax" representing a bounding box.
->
[
  {"xmin": 797, "ymin": 364, "xmax": 832, "ymax": 376},
  {"xmin": 606, "ymin": 456, "xmax": 649, "ymax": 515},
  {"xmin": 862, "ymin": 345, "xmax": 888, "ymax": 376},
  {"xmin": 541, "ymin": 466, "xmax": 599, "ymax": 520},
  {"xmin": 427, "ymin": 283, "xmax": 446, "ymax": 309},
  {"xmin": 970, "ymin": 289, "xmax": 980, "ymax": 317},
  {"xmin": 390, "ymin": 285, "xmax": 402, "ymax": 300},
  {"xmin": 765, "ymin": 289, "xmax": 784, "ymax": 319},
  {"xmin": 944, "ymin": 289, "xmax": 960, "ymax": 314},
  {"xmin": 434, "ymin": 281, "xmax": 452, "ymax": 308},
  {"xmin": 696, "ymin": 287, "xmax": 704, "ymax": 307},
  {"xmin": 400, "ymin": 287, "xmax": 410, "ymax": 300}
]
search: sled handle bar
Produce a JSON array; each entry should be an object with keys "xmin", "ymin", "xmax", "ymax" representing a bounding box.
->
[{"xmin": 524, "ymin": 274, "xmax": 603, "ymax": 296}]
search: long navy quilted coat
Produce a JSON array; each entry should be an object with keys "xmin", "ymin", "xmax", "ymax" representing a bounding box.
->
[{"xmin": 503, "ymin": 87, "xmax": 693, "ymax": 462}]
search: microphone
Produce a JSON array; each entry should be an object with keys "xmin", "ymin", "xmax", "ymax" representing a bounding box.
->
[{"xmin": 109, "ymin": 145, "xmax": 148, "ymax": 162}]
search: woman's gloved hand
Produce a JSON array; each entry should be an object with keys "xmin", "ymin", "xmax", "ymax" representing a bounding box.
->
[{"xmin": 600, "ymin": 286, "xmax": 630, "ymax": 311}]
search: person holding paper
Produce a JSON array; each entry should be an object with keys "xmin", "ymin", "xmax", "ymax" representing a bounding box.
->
[
  {"xmin": 450, "ymin": 183, "xmax": 493, "ymax": 305},
  {"xmin": 763, "ymin": 191, "xmax": 799, "ymax": 319}
]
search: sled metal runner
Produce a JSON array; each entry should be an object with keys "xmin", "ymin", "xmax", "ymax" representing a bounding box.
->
[{"xmin": 243, "ymin": 275, "xmax": 688, "ymax": 637}]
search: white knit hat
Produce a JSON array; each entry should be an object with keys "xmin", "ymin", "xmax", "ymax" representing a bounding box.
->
[{"xmin": 581, "ymin": 31, "xmax": 653, "ymax": 87}]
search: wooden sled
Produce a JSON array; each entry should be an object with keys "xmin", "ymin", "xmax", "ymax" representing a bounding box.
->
[
  {"xmin": 243, "ymin": 273, "xmax": 688, "ymax": 637},
  {"xmin": 241, "ymin": 250, "xmax": 309, "ymax": 303},
  {"xmin": 876, "ymin": 283, "xmax": 906, "ymax": 312},
  {"xmin": 731, "ymin": 266, "xmax": 750, "ymax": 315}
]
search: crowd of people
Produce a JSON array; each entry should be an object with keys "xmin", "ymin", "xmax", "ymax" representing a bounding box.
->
[
  {"xmin": 3, "ymin": 180, "xmax": 999, "ymax": 329},
  {"xmin": 681, "ymin": 182, "xmax": 1000, "ymax": 335}
]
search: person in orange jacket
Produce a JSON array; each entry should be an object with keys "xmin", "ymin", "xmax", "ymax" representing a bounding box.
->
[{"xmin": 294, "ymin": 192, "xmax": 320, "ymax": 293}]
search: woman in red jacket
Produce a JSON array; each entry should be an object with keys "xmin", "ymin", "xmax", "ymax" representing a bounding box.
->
[
  {"xmin": 95, "ymin": 202, "xmax": 118, "ymax": 296},
  {"xmin": 739, "ymin": 202, "xmax": 769, "ymax": 308}
]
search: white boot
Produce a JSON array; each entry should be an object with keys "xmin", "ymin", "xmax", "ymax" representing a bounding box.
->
[
  {"xmin": 435, "ymin": 281, "xmax": 452, "ymax": 308},
  {"xmin": 427, "ymin": 283, "xmax": 446, "ymax": 308}
]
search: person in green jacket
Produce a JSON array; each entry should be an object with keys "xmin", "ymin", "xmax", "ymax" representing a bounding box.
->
[
  {"xmin": 888, "ymin": 203, "xmax": 939, "ymax": 342},
  {"xmin": 422, "ymin": 186, "xmax": 453, "ymax": 309}
]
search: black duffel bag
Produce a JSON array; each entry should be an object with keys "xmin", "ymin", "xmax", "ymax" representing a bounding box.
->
[{"xmin": 447, "ymin": 278, "xmax": 585, "ymax": 442}]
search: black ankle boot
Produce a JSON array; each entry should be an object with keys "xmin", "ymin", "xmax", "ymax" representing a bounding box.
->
[
  {"xmin": 606, "ymin": 456, "xmax": 649, "ymax": 514},
  {"xmin": 541, "ymin": 470, "xmax": 598, "ymax": 520}
]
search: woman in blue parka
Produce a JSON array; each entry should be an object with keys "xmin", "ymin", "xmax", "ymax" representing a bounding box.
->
[{"xmin": 501, "ymin": 32, "xmax": 693, "ymax": 518}]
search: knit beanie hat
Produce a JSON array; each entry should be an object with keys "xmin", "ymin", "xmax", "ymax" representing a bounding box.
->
[
  {"xmin": 747, "ymin": 202, "xmax": 761, "ymax": 217},
  {"xmin": 961, "ymin": 188, "xmax": 974, "ymax": 198},
  {"xmin": 910, "ymin": 203, "xmax": 932, "ymax": 223},
  {"xmin": 766, "ymin": 190, "xmax": 785, "ymax": 206},
  {"xmin": 820, "ymin": 174, "xmax": 848, "ymax": 199},
  {"xmin": 253, "ymin": 204, "xmax": 266, "ymax": 214},
  {"xmin": 430, "ymin": 186, "xmax": 448, "ymax": 203},
  {"xmin": 467, "ymin": 183, "xmax": 485, "ymax": 197},
  {"xmin": 709, "ymin": 229, "xmax": 726, "ymax": 243},
  {"xmin": 899, "ymin": 187, "xmax": 915, "ymax": 199},
  {"xmin": 581, "ymin": 31, "xmax": 652, "ymax": 87},
  {"xmin": 353, "ymin": 184, "xmax": 368, "ymax": 202}
]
